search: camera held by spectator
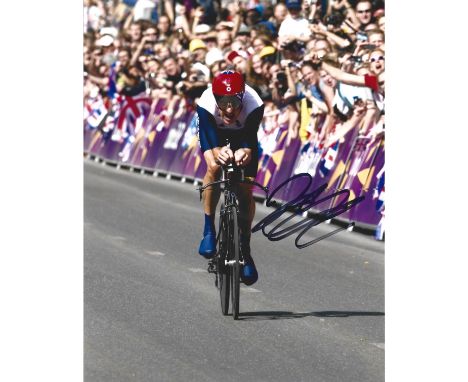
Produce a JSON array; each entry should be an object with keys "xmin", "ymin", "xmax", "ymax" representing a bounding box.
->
[{"xmin": 275, "ymin": 71, "xmax": 288, "ymax": 91}]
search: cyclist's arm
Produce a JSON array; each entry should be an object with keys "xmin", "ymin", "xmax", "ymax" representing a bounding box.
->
[
  {"xmin": 196, "ymin": 104, "xmax": 232, "ymax": 164},
  {"xmin": 233, "ymin": 105, "xmax": 264, "ymax": 166},
  {"xmin": 197, "ymin": 104, "xmax": 219, "ymax": 152},
  {"xmin": 239, "ymin": 105, "xmax": 265, "ymax": 150}
]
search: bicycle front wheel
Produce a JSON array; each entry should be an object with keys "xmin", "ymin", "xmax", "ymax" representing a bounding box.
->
[
  {"xmin": 228, "ymin": 206, "xmax": 241, "ymax": 320},
  {"xmin": 219, "ymin": 211, "xmax": 230, "ymax": 316}
]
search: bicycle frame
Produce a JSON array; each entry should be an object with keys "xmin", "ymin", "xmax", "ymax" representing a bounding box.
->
[
  {"xmin": 198, "ymin": 163, "xmax": 268, "ymax": 318},
  {"xmin": 198, "ymin": 163, "xmax": 269, "ymax": 261}
]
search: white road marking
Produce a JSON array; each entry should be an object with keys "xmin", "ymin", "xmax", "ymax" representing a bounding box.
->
[
  {"xmin": 111, "ymin": 236, "xmax": 126, "ymax": 240},
  {"xmin": 241, "ymin": 287, "xmax": 262, "ymax": 293},
  {"xmin": 146, "ymin": 251, "xmax": 166, "ymax": 256},
  {"xmin": 371, "ymin": 342, "xmax": 385, "ymax": 350},
  {"xmin": 188, "ymin": 268, "xmax": 206, "ymax": 273}
]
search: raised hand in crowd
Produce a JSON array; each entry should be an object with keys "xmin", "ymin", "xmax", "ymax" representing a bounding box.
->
[
  {"xmin": 190, "ymin": 6, "xmax": 206, "ymax": 38},
  {"xmin": 324, "ymin": 98, "xmax": 368, "ymax": 148},
  {"xmin": 310, "ymin": 22, "xmax": 351, "ymax": 50},
  {"xmin": 174, "ymin": 3, "xmax": 192, "ymax": 39},
  {"xmin": 317, "ymin": 53, "xmax": 384, "ymax": 92},
  {"xmin": 304, "ymin": 0, "xmax": 318, "ymax": 21}
]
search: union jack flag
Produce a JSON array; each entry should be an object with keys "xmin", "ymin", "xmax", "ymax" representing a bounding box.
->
[
  {"xmin": 111, "ymin": 93, "xmax": 152, "ymax": 142},
  {"xmin": 318, "ymin": 141, "xmax": 339, "ymax": 177}
]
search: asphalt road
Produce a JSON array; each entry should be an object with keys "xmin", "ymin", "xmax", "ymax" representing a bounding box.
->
[{"xmin": 84, "ymin": 159, "xmax": 384, "ymax": 382}]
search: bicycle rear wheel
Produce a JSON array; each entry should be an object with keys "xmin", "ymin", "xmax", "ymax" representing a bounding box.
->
[
  {"xmin": 219, "ymin": 211, "xmax": 230, "ymax": 316},
  {"xmin": 228, "ymin": 206, "xmax": 241, "ymax": 320}
]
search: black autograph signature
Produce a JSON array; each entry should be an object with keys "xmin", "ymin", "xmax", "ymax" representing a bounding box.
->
[{"xmin": 252, "ymin": 173, "xmax": 365, "ymax": 249}]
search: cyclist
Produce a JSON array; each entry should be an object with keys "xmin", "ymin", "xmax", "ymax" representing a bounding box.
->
[{"xmin": 196, "ymin": 70, "xmax": 265, "ymax": 286}]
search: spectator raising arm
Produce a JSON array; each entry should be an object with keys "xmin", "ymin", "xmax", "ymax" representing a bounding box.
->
[
  {"xmin": 173, "ymin": 3, "xmax": 191, "ymax": 39},
  {"xmin": 320, "ymin": 59, "xmax": 382, "ymax": 92},
  {"xmin": 191, "ymin": 6, "xmax": 205, "ymax": 37},
  {"xmin": 163, "ymin": 0, "xmax": 174, "ymax": 24},
  {"xmin": 303, "ymin": 88, "xmax": 329, "ymax": 114},
  {"xmin": 280, "ymin": 60, "xmax": 299, "ymax": 97},
  {"xmin": 130, "ymin": 35, "xmax": 151, "ymax": 66},
  {"xmin": 310, "ymin": 23, "xmax": 351, "ymax": 50},
  {"xmin": 122, "ymin": 7, "xmax": 135, "ymax": 33},
  {"xmin": 305, "ymin": 0, "xmax": 317, "ymax": 22},
  {"xmin": 333, "ymin": 0, "xmax": 360, "ymax": 30},
  {"xmin": 230, "ymin": 0, "xmax": 242, "ymax": 40},
  {"xmin": 324, "ymin": 100, "xmax": 367, "ymax": 147}
]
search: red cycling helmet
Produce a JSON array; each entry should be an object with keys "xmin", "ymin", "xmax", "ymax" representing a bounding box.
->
[{"xmin": 212, "ymin": 70, "xmax": 245, "ymax": 97}]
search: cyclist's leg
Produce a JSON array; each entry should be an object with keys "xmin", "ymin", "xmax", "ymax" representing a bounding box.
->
[
  {"xmin": 202, "ymin": 150, "xmax": 222, "ymax": 215},
  {"xmin": 237, "ymin": 182, "xmax": 258, "ymax": 285},
  {"xmin": 236, "ymin": 148, "xmax": 259, "ymax": 235},
  {"xmin": 237, "ymin": 182, "xmax": 255, "ymax": 235},
  {"xmin": 199, "ymin": 150, "xmax": 222, "ymax": 258}
]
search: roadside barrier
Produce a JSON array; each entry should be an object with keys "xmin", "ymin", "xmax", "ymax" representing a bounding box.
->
[{"xmin": 84, "ymin": 91, "xmax": 384, "ymax": 240}]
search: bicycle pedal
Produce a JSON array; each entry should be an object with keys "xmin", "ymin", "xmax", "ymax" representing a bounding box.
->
[{"xmin": 207, "ymin": 259, "xmax": 217, "ymax": 274}]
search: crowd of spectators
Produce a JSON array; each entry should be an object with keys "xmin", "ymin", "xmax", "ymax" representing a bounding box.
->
[{"xmin": 84, "ymin": 0, "xmax": 385, "ymax": 147}]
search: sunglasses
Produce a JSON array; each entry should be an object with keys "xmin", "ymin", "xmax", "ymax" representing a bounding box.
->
[
  {"xmin": 215, "ymin": 95, "xmax": 243, "ymax": 110},
  {"xmin": 357, "ymin": 9, "xmax": 371, "ymax": 14},
  {"xmin": 370, "ymin": 56, "xmax": 385, "ymax": 62}
]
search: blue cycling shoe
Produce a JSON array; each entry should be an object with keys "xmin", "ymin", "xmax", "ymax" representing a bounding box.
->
[
  {"xmin": 240, "ymin": 239, "xmax": 258, "ymax": 286},
  {"xmin": 198, "ymin": 233, "xmax": 216, "ymax": 259},
  {"xmin": 241, "ymin": 256, "xmax": 258, "ymax": 286}
]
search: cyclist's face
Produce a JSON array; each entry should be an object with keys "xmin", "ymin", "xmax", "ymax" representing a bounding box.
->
[{"xmin": 218, "ymin": 102, "xmax": 242, "ymax": 124}]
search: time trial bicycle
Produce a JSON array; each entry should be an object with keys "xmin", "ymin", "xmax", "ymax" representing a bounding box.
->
[{"xmin": 198, "ymin": 163, "xmax": 268, "ymax": 320}]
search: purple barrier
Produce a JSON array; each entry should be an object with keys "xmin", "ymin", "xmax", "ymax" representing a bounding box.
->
[
  {"xmin": 270, "ymin": 135, "xmax": 301, "ymax": 186},
  {"xmin": 166, "ymin": 110, "xmax": 198, "ymax": 176},
  {"xmin": 85, "ymin": 128, "xmax": 124, "ymax": 161},
  {"xmin": 350, "ymin": 152, "xmax": 384, "ymax": 226},
  {"xmin": 127, "ymin": 99, "xmax": 167, "ymax": 168},
  {"xmin": 257, "ymin": 124, "xmax": 385, "ymax": 231},
  {"xmin": 343, "ymin": 136, "xmax": 385, "ymax": 225},
  {"xmin": 140, "ymin": 100, "xmax": 178, "ymax": 170},
  {"xmin": 83, "ymin": 94, "xmax": 385, "ymax": 233},
  {"xmin": 84, "ymin": 128, "xmax": 102, "ymax": 154},
  {"xmin": 177, "ymin": 112, "xmax": 206, "ymax": 180},
  {"xmin": 253, "ymin": 125, "xmax": 302, "ymax": 201},
  {"xmin": 102, "ymin": 139, "xmax": 127, "ymax": 161},
  {"xmin": 279, "ymin": 129, "xmax": 355, "ymax": 206},
  {"xmin": 255, "ymin": 125, "xmax": 285, "ymax": 185},
  {"xmin": 84, "ymin": 128, "xmax": 95, "ymax": 151},
  {"xmin": 301, "ymin": 133, "xmax": 384, "ymax": 224},
  {"xmin": 153, "ymin": 100, "xmax": 191, "ymax": 173}
]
